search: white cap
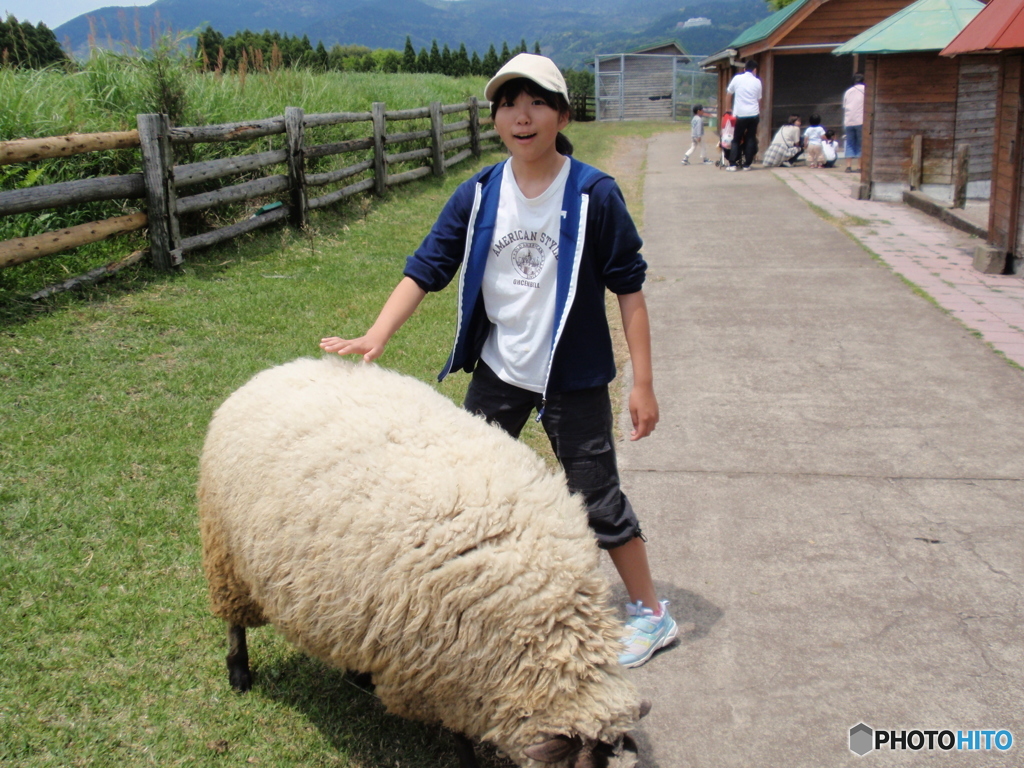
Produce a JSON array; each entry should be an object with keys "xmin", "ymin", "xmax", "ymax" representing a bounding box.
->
[{"xmin": 484, "ymin": 53, "xmax": 569, "ymax": 103}]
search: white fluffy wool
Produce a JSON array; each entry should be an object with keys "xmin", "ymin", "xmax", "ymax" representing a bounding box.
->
[{"xmin": 198, "ymin": 357, "xmax": 642, "ymax": 766}]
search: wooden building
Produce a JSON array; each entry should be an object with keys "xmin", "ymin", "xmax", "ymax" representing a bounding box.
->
[
  {"xmin": 834, "ymin": 0, "xmax": 995, "ymax": 203},
  {"xmin": 594, "ymin": 42, "xmax": 691, "ymax": 121},
  {"xmin": 942, "ymin": 0, "xmax": 1024, "ymax": 271},
  {"xmin": 701, "ymin": 0, "xmax": 917, "ymax": 158}
]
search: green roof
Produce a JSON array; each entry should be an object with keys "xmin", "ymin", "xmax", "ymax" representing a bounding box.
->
[
  {"xmin": 729, "ymin": 0, "xmax": 814, "ymax": 50},
  {"xmin": 833, "ymin": 0, "xmax": 984, "ymax": 55}
]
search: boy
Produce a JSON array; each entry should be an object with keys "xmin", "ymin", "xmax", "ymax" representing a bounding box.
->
[{"xmin": 682, "ymin": 104, "xmax": 712, "ymax": 165}]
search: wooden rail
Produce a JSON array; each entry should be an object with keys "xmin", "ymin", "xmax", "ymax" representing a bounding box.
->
[{"xmin": 0, "ymin": 97, "xmax": 501, "ymax": 283}]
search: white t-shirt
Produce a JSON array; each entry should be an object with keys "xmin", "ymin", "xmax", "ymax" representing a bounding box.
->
[
  {"xmin": 480, "ymin": 159, "xmax": 570, "ymax": 392},
  {"xmin": 804, "ymin": 125, "xmax": 826, "ymax": 146},
  {"xmin": 726, "ymin": 71, "xmax": 762, "ymax": 118}
]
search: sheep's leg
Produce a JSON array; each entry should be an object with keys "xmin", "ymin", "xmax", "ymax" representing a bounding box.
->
[
  {"xmin": 227, "ymin": 624, "xmax": 252, "ymax": 692},
  {"xmin": 451, "ymin": 732, "xmax": 479, "ymax": 768}
]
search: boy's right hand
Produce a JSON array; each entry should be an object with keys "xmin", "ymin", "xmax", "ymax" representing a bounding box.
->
[{"xmin": 319, "ymin": 333, "xmax": 386, "ymax": 362}]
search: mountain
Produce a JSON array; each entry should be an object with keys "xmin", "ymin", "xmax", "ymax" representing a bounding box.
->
[{"xmin": 54, "ymin": 0, "xmax": 770, "ymax": 68}]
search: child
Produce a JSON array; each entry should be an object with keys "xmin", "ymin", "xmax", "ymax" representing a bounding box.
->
[
  {"xmin": 718, "ymin": 109, "xmax": 736, "ymax": 168},
  {"xmin": 803, "ymin": 114, "xmax": 827, "ymax": 168},
  {"xmin": 682, "ymin": 104, "xmax": 713, "ymax": 165},
  {"xmin": 321, "ymin": 53, "xmax": 677, "ymax": 669},
  {"xmin": 821, "ymin": 129, "xmax": 839, "ymax": 168}
]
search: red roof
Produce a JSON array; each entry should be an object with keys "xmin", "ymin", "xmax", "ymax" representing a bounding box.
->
[{"xmin": 942, "ymin": 0, "xmax": 1024, "ymax": 53}]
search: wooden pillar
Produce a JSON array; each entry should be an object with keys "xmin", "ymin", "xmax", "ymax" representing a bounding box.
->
[
  {"xmin": 372, "ymin": 102, "xmax": 387, "ymax": 197},
  {"xmin": 429, "ymin": 101, "xmax": 445, "ymax": 178},
  {"xmin": 469, "ymin": 97, "xmax": 481, "ymax": 157},
  {"xmin": 1003, "ymin": 54, "xmax": 1024, "ymax": 258},
  {"xmin": 909, "ymin": 135, "xmax": 924, "ymax": 190},
  {"xmin": 757, "ymin": 52, "xmax": 774, "ymax": 162},
  {"xmin": 284, "ymin": 106, "xmax": 307, "ymax": 229},
  {"xmin": 858, "ymin": 56, "xmax": 878, "ymax": 200},
  {"xmin": 952, "ymin": 143, "xmax": 969, "ymax": 209},
  {"xmin": 137, "ymin": 113, "xmax": 181, "ymax": 270}
]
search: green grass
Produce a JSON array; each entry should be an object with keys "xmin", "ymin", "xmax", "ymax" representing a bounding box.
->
[
  {"xmin": 0, "ymin": 53, "xmax": 489, "ymax": 298},
  {"xmin": 0, "ymin": 118, "xmax": 670, "ymax": 768}
]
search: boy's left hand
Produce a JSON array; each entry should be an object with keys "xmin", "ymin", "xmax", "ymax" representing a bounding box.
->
[{"xmin": 628, "ymin": 383, "xmax": 659, "ymax": 441}]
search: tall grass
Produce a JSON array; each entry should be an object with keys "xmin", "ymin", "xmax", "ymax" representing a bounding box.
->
[{"xmin": 0, "ymin": 50, "xmax": 488, "ymax": 302}]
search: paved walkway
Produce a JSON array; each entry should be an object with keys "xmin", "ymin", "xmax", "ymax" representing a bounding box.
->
[
  {"xmin": 609, "ymin": 132, "xmax": 1024, "ymax": 768},
  {"xmin": 775, "ymin": 166, "xmax": 1024, "ymax": 368}
]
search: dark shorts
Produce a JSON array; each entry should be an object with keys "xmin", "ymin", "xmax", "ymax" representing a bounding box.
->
[{"xmin": 464, "ymin": 362, "xmax": 642, "ymax": 550}]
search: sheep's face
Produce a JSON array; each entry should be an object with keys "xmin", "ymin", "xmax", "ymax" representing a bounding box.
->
[
  {"xmin": 521, "ymin": 700, "xmax": 650, "ymax": 768},
  {"xmin": 522, "ymin": 733, "xmax": 639, "ymax": 768}
]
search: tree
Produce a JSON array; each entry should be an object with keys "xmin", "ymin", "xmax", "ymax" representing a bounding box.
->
[
  {"xmin": 454, "ymin": 43, "xmax": 470, "ymax": 77},
  {"xmin": 441, "ymin": 42, "xmax": 452, "ymax": 76},
  {"xmin": 402, "ymin": 35, "xmax": 416, "ymax": 72},
  {"xmin": 500, "ymin": 41, "xmax": 511, "ymax": 65},
  {"xmin": 482, "ymin": 44, "xmax": 499, "ymax": 77},
  {"xmin": 0, "ymin": 14, "xmax": 67, "ymax": 68},
  {"xmin": 416, "ymin": 46, "xmax": 429, "ymax": 73},
  {"xmin": 429, "ymin": 39, "xmax": 441, "ymax": 73},
  {"xmin": 534, "ymin": 41, "xmax": 541, "ymax": 55},
  {"xmin": 378, "ymin": 48, "xmax": 401, "ymax": 73},
  {"xmin": 470, "ymin": 50, "xmax": 482, "ymax": 76},
  {"xmin": 766, "ymin": 0, "xmax": 799, "ymax": 9}
]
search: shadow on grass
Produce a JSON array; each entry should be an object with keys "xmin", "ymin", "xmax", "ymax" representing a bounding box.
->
[{"xmin": 255, "ymin": 653, "xmax": 516, "ymax": 768}]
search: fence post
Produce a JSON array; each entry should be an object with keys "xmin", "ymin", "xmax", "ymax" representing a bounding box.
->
[
  {"xmin": 372, "ymin": 102, "xmax": 387, "ymax": 196},
  {"xmin": 469, "ymin": 97, "xmax": 481, "ymax": 157},
  {"xmin": 952, "ymin": 143, "xmax": 969, "ymax": 209},
  {"xmin": 429, "ymin": 101, "xmax": 445, "ymax": 178},
  {"xmin": 137, "ymin": 113, "xmax": 181, "ymax": 270},
  {"xmin": 909, "ymin": 134, "xmax": 923, "ymax": 191},
  {"xmin": 284, "ymin": 106, "xmax": 307, "ymax": 229}
]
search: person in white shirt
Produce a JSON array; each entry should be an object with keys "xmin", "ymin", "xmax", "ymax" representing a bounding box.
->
[
  {"xmin": 725, "ymin": 59, "xmax": 762, "ymax": 171},
  {"xmin": 843, "ymin": 73, "xmax": 865, "ymax": 173}
]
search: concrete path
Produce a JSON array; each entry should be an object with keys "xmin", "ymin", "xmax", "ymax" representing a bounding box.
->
[{"xmin": 609, "ymin": 132, "xmax": 1024, "ymax": 767}]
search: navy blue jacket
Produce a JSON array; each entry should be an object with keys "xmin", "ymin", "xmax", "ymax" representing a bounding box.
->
[{"xmin": 404, "ymin": 157, "xmax": 646, "ymax": 396}]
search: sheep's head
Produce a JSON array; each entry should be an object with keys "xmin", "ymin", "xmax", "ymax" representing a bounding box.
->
[{"xmin": 521, "ymin": 700, "xmax": 651, "ymax": 768}]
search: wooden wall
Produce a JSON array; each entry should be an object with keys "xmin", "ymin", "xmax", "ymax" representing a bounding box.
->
[
  {"xmin": 955, "ymin": 55, "xmax": 999, "ymax": 184},
  {"xmin": 778, "ymin": 0, "xmax": 918, "ymax": 48},
  {"xmin": 868, "ymin": 53, "xmax": 960, "ymax": 186},
  {"xmin": 598, "ymin": 55, "xmax": 678, "ymax": 120},
  {"xmin": 989, "ymin": 53, "xmax": 1024, "ymax": 255}
]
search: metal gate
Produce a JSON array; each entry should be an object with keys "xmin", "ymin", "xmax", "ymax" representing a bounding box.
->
[{"xmin": 595, "ymin": 53, "xmax": 715, "ymax": 121}]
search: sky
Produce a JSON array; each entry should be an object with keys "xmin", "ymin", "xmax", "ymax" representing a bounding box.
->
[{"xmin": 3, "ymin": 0, "xmax": 155, "ymax": 30}]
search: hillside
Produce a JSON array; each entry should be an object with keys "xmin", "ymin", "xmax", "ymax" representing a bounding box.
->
[{"xmin": 54, "ymin": 0, "xmax": 770, "ymax": 68}]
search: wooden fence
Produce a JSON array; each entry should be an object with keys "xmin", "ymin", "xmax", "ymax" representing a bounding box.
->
[
  {"xmin": 0, "ymin": 97, "xmax": 500, "ymax": 282},
  {"xmin": 569, "ymin": 93, "xmax": 595, "ymax": 122}
]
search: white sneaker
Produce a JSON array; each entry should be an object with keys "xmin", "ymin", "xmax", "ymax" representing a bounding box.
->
[
  {"xmin": 725, "ymin": 166, "xmax": 738, "ymax": 172},
  {"xmin": 619, "ymin": 601, "xmax": 679, "ymax": 668}
]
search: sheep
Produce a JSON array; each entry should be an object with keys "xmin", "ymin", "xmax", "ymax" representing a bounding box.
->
[{"xmin": 198, "ymin": 357, "xmax": 650, "ymax": 768}]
